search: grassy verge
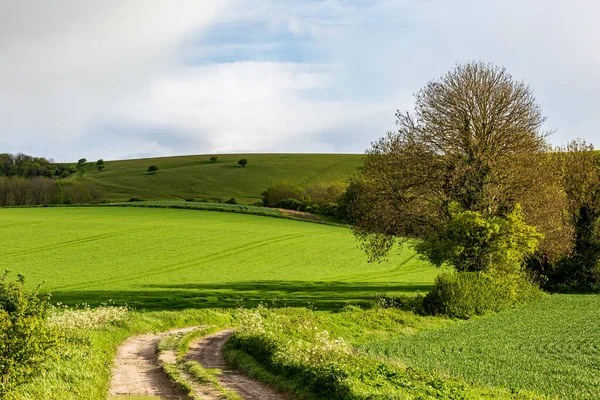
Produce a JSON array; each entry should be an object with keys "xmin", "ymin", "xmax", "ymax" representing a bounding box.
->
[{"xmin": 7, "ymin": 305, "xmax": 234, "ymax": 400}]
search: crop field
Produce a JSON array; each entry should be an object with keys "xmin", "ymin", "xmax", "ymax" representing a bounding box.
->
[
  {"xmin": 78, "ymin": 153, "xmax": 363, "ymax": 203},
  {"xmin": 361, "ymin": 294, "xmax": 600, "ymax": 399},
  {"xmin": 0, "ymin": 207, "xmax": 439, "ymax": 310}
]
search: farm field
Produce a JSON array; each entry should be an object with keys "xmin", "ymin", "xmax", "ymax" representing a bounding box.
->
[
  {"xmin": 78, "ymin": 153, "xmax": 363, "ymax": 203},
  {"xmin": 361, "ymin": 294, "xmax": 600, "ymax": 399},
  {"xmin": 0, "ymin": 206, "xmax": 438, "ymax": 310}
]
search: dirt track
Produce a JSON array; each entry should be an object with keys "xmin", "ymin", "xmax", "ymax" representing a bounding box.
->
[
  {"xmin": 108, "ymin": 327, "xmax": 198, "ymax": 399},
  {"xmin": 185, "ymin": 329, "xmax": 291, "ymax": 400},
  {"xmin": 109, "ymin": 327, "xmax": 290, "ymax": 400}
]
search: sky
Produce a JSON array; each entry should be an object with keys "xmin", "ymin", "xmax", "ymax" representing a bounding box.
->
[{"xmin": 0, "ymin": 0, "xmax": 599, "ymax": 162}]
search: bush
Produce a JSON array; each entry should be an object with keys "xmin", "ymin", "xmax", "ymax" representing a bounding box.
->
[
  {"xmin": 128, "ymin": 197, "xmax": 143, "ymax": 202},
  {"xmin": 147, "ymin": 165, "xmax": 159, "ymax": 173},
  {"xmin": 209, "ymin": 156, "xmax": 219, "ymax": 163},
  {"xmin": 224, "ymin": 198, "xmax": 237, "ymax": 204},
  {"xmin": 0, "ymin": 272, "xmax": 57, "ymax": 396},
  {"xmin": 261, "ymin": 182, "xmax": 304, "ymax": 207},
  {"xmin": 423, "ymin": 270, "xmax": 543, "ymax": 319},
  {"xmin": 238, "ymin": 158, "xmax": 248, "ymax": 167}
]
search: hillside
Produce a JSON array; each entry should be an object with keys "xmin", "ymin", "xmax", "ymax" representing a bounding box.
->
[{"xmin": 78, "ymin": 153, "xmax": 363, "ymax": 204}]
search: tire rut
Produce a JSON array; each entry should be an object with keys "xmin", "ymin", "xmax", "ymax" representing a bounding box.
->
[
  {"xmin": 186, "ymin": 330, "xmax": 292, "ymax": 400},
  {"xmin": 108, "ymin": 326, "xmax": 198, "ymax": 399}
]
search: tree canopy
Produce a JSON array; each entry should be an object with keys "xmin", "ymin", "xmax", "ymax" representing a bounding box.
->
[{"xmin": 352, "ymin": 62, "xmax": 565, "ymax": 272}]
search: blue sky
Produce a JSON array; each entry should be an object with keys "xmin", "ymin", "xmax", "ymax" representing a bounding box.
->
[{"xmin": 0, "ymin": 0, "xmax": 599, "ymax": 161}]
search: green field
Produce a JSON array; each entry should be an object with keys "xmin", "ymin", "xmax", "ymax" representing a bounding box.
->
[
  {"xmin": 361, "ymin": 294, "xmax": 600, "ymax": 399},
  {"xmin": 0, "ymin": 207, "xmax": 438, "ymax": 310},
  {"xmin": 78, "ymin": 153, "xmax": 363, "ymax": 203}
]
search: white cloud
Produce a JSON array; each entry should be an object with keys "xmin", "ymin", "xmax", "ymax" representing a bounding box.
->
[{"xmin": 0, "ymin": 0, "xmax": 599, "ymax": 161}]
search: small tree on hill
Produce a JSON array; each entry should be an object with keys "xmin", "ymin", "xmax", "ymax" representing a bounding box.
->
[
  {"xmin": 238, "ymin": 158, "xmax": 248, "ymax": 167},
  {"xmin": 77, "ymin": 158, "xmax": 87, "ymax": 167},
  {"xmin": 209, "ymin": 156, "xmax": 219, "ymax": 163},
  {"xmin": 147, "ymin": 165, "xmax": 159, "ymax": 173},
  {"xmin": 96, "ymin": 159, "xmax": 105, "ymax": 171}
]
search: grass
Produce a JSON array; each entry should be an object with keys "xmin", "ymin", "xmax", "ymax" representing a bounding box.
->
[
  {"xmin": 224, "ymin": 306, "xmax": 543, "ymax": 399},
  {"xmin": 360, "ymin": 294, "xmax": 600, "ymax": 399},
  {"xmin": 0, "ymin": 207, "xmax": 439, "ymax": 310},
  {"xmin": 78, "ymin": 153, "xmax": 363, "ymax": 204},
  {"xmin": 8, "ymin": 306, "xmax": 234, "ymax": 400}
]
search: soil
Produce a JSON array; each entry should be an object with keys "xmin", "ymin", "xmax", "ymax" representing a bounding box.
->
[
  {"xmin": 108, "ymin": 327, "xmax": 197, "ymax": 399},
  {"xmin": 109, "ymin": 328, "xmax": 292, "ymax": 400},
  {"xmin": 186, "ymin": 330, "xmax": 292, "ymax": 400}
]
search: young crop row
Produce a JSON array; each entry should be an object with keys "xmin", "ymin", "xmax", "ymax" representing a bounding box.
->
[{"xmin": 360, "ymin": 294, "xmax": 600, "ymax": 399}]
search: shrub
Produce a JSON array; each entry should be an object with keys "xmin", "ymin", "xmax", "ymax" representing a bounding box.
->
[
  {"xmin": 0, "ymin": 272, "xmax": 57, "ymax": 396},
  {"xmin": 209, "ymin": 156, "xmax": 219, "ymax": 163},
  {"xmin": 224, "ymin": 198, "xmax": 237, "ymax": 204},
  {"xmin": 238, "ymin": 158, "xmax": 248, "ymax": 167},
  {"xmin": 423, "ymin": 270, "xmax": 544, "ymax": 319},
  {"xmin": 261, "ymin": 182, "xmax": 304, "ymax": 207},
  {"xmin": 128, "ymin": 197, "xmax": 143, "ymax": 202},
  {"xmin": 147, "ymin": 165, "xmax": 159, "ymax": 173}
]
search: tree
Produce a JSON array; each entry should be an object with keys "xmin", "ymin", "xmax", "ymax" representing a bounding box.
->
[
  {"xmin": 352, "ymin": 61, "xmax": 562, "ymax": 272},
  {"xmin": 77, "ymin": 158, "xmax": 87, "ymax": 167},
  {"xmin": 147, "ymin": 165, "xmax": 159, "ymax": 173},
  {"xmin": 96, "ymin": 159, "xmax": 105, "ymax": 171},
  {"xmin": 238, "ymin": 158, "xmax": 248, "ymax": 167},
  {"xmin": 556, "ymin": 140, "xmax": 600, "ymax": 287},
  {"xmin": 209, "ymin": 156, "xmax": 219, "ymax": 163}
]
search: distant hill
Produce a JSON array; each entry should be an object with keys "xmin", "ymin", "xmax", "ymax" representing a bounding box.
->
[{"xmin": 79, "ymin": 153, "xmax": 363, "ymax": 204}]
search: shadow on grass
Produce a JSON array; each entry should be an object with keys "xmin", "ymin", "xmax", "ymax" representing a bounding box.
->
[{"xmin": 50, "ymin": 281, "xmax": 433, "ymax": 311}]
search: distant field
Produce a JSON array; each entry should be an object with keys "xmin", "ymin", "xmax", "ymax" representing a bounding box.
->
[
  {"xmin": 361, "ymin": 294, "xmax": 600, "ymax": 399},
  {"xmin": 0, "ymin": 207, "xmax": 438, "ymax": 310},
  {"xmin": 78, "ymin": 153, "xmax": 363, "ymax": 203}
]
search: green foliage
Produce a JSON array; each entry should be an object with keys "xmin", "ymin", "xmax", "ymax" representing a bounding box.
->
[
  {"xmin": 553, "ymin": 140, "xmax": 600, "ymax": 289},
  {"xmin": 261, "ymin": 181, "xmax": 305, "ymax": 207},
  {"xmin": 0, "ymin": 152, "xmax": 76, "ymax": 179},
  {"xmin": 0, "ymin": 207, "xmax": 439, "ymax": 310},
  {"xmin": 416, "ymin": 203, "xmax": 543, "ymax": 272},
  {"xmin": 77, "ymin": 158, "xmax": 87, "ymax": 167},
  {"xmin": 209, "ymin": 156, "xmax": 219, "ymax": 163},
  {"xmin": 237, "ymin": 158, "xmax": 248, "ymax": 167},
  {"xmin": 423, "ymin": 270, "xmax": 544, "ymax": 319},
  {"xmin": 362, "ymin": 294, "xmax": 600, "ymax": 399},
  {"xmin": 147, "ymin": 165, "xmax": 159, "ymax": 173},
  {"xmin": 78, "ymin": 153, "xmax": 362, "ymax": 204},
  {"xmin": 224, "ymin": 197, "xmax": 237, "ymax": 204},
  {"xmin": 262, "ymin": 181, "xmax": 347, "ymax": 217},
  {"xmin": 0, "ymin": 272, "xmax": 57, "ymax": 396}
]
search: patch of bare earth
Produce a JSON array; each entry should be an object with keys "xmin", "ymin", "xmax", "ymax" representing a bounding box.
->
[
  {"xmin": 108, "ymin": 326, "xmax": 198, "ymax": 399},
  {"xmin": 186, "ymin": 330, "xmax": 292, "ymax": 400}
]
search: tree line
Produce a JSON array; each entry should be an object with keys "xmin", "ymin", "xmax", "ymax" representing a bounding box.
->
[
  {"xmin": 0, "ymin": 177, "xmax": 102, "ymax": 206},
  {"xmin": 0, "ymin": 153, "xmax": 77, "ymax": 178}
]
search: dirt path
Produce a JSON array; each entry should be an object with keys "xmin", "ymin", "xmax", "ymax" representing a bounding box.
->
[
  {"xmin": 108, "ymin": 326, "xmax": 198, "ymax": 399},
  {"xmin": 186, "ymin": 330, "xmax": 291, "ymax": 400}
]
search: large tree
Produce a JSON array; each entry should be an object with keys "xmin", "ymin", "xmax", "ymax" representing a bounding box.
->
[
  {"xmin": 353, "ymin": 62, "xmax": 567, "ymax": 271},
  {"xmin": 556, "ymin": 140, "xmax": 600, "ymax": 287}
]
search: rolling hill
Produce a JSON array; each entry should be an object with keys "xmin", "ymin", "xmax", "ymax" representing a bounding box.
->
[{"xmin": 78, "ymin": 153, "xmax": 363, "ymax": 204}]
